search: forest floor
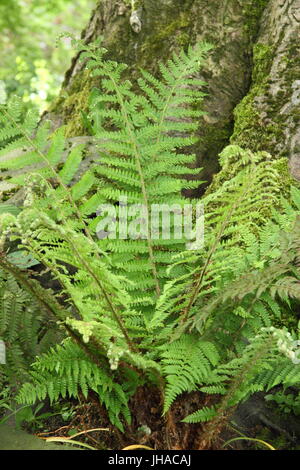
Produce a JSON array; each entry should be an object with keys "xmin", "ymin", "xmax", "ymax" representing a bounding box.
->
[
  {"xmin": 2, "ymin": 387, "xmax": 300, "ymax": 450},
  {"xmin": 0, "ymin": 423, "xmax": 75, "ymax": 450},
  {"xmin": 14, "ymin": 388, "xmax": 277, "ymax": 451}
]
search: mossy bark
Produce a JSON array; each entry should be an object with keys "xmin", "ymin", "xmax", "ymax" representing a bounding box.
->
[
  {"xmin": 46, "ymin": 0, "xmax": 300, "ymax": 188},
  {"xmin": 231, "ymin": 0, "xmax": 300, "ymax": 181}
]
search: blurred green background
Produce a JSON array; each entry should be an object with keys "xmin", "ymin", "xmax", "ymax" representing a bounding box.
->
[{"xmin": 0, "ymin": 0, "xmax": 94, "ymax": 111}]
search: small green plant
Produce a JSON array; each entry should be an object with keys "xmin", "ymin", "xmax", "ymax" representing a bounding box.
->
[
  {"xmin": 0, "ymin": 386, "xmax": 14, "ymax": 421},
  {"xmin": 0, "ymin": 269, "xmax": 62, "ymax": 390},
  {"xmin": 14, "ymin": 403, "xmax": 57, "ymax": 430},
  {"xmin": 266, "ymin": 388, "xmax": 300, "ymax": 416},
  {"xmin": 54, "ymin": 402, "xmax": 76, "ymax": 423}
]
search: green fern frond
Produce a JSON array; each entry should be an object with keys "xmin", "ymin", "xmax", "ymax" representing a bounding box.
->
[
  {"xmin": 182, "ymin": 406, "xmax": 217, "ymax": 424},
  {"xmin": 16, "ymin": 339, "xmax": 131, "ymax": 431},
  {"xmin": 161, "ymin": 335, "xmax": 220, "ymax": 413}
]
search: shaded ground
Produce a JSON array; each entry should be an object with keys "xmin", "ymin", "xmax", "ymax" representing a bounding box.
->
[
  {"xmin": 33, "ymin": 388, "xmax": 228, "ymax": 450},
  {"xmin": 41, "ymin": 389, "xmax": 300, "ymax": 450},
  {"xmin": 0, "ymin": 424, "xmax": 75, "ymax": 450},
  {"xmin": 3, "ymin": 388, "xmax": 300, "ymax": 450}
]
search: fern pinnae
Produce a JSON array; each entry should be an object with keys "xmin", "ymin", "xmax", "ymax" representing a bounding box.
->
[
  {"xmin": 0, "ymin": 254, "xmax": 106, "ymax": 368},
  {"xmin": 143, "ymin": 43, "xmax": 212, "ymax": 150},
  {"xmin": 105, "ymin": 86, "xmax": 161, "ymax": 298},
  {"xmin": 1, "ymin": 105, "xmax": 98, "ymax": 250},
  {"xmin": 86, "ymin": 47, "xmax": 161, "ymax": 297},
  {"xmin": 3, "ymin": 38, "xmax": 300, "ymax": 440},
  {"xmin": 36, "ymin": 216, "xmax": 137, "ymax": 353},
  {"xmin": 1, "ymin": 104, "xmax": 136, "ymax": 351},
  {"xmin": 180, "ymin": 159, "xmax": 269, "ymax": 329}
]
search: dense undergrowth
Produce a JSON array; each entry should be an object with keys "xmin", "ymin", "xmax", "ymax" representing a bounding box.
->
[{"xmin": 0, "ymin": 38, "xmax": 300, "ymax": 449}]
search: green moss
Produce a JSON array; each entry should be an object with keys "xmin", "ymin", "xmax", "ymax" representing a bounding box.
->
[
  {"xmin": 230, "ymin": 90, "xmax": 260, "ymax": 148},
  {"xmin": 49, "ymin": 69, "xmax": 93, "ymax": 138},
  {"xmin": 231, "ymin": 33, "xmax": 300, "ymax": 157},
  {"xmin": 206, "ymin": 144, "xmax": 295, "ymax": 203},
  {"xmin": 231, "ymin": 92, "xmax": 285, "ymax": 154},
  {"xmin": 140, "ymin": 10, "xmax": 191, "ymax": 63},
  {"xmin": 243, "ymin": 0, "xmax": 270, "ymax": 41},
  {"xmin": 204, "ymin": 124, "xmax": 232, "ymax": 149},
  {"xmin": 124, "ymin": 0, "xmax": 143, "ymax": 9},
  {"xmin": 273, "ymin": 158, "xmax": 299, "ymax": 197},
  {"xmin": 254, "ymin": 427, "xmax": 290, "ymax": 451},
  {"xmin": 252, "ymin": 43, "xmax": 273, "ymax": 82},
  {"xmin": 230, "ymin": 43, "xmax": 287, "ymax": 153}
]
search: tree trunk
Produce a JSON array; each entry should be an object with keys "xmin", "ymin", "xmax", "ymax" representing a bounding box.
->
[
  {"xmin": 46, "ymin": 0, "xmax": 300, "ymax": 187},
  {"xmin": 231, "ymin": 0, "xmax": 300, "ymax": 181}
]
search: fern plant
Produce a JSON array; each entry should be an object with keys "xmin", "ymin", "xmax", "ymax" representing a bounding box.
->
[
  {"xmin": 0, "ymin": 269, "xmax": 60, "ymax": 390},
  {"xmin": 0, "ymin": 38, "xmax": 299, "ymax": 444}
]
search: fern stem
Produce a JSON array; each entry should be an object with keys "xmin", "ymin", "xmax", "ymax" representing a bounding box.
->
[
  {"xmin": 35, "ymin": 217, "xmax": 137, "ymax": 353},
  {"xmin": 56, "ymin": 227, "xmax": 138, "ymax": 353},
  {"xmin": 98, "ymin": 60, "xmax": 161, "ymax": 297},
  {"xmin": 198, "ymin": 338, "xmax": 273, "ymax": 449},
  {"xmin": 181, "ymin": 204, "xmax": 238, "ymax": 324},
  {"xmin": 2, "ymin": 108, "xmax": 97, "ymax": 248},
  {"xmin": 181, "ymin": 168, "xmax": 256, "ymax": 326},
  {"xmin": 3, "ymin": 107, "xmax": 137, "ymax": 350},
  {"xmin": 0, "ymin": 253, "xmax": 105, "ymax": 367}
]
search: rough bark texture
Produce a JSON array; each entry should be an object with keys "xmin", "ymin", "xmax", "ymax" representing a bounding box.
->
[
  {"xmin": 47, "ymin": 0, "xmax": 270, "ymax": 190},
  {"xmin": 46, "ymin": 0, "xmax": 300, "ymax": 186},
  {"xmin": 231, "ymin": 0, "xmax": 300, "ymax": 182}
]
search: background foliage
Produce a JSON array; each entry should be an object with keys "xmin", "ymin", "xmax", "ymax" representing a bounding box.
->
[{"xmin": 0, "ymin": 0, "xmax": 94, "ymax": 110}]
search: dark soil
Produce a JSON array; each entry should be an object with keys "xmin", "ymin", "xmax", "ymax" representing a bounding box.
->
[{"xmin": 25, "ymin": 389, "xmax": 300, "ymax": 451}]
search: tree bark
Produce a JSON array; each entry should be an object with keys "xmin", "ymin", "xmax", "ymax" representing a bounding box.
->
[
  {"xmin": 46, "ymin": 0, "xmax": 300, "ymax": 186},
  {"xmin": 231, "ymin": 0, "xmax": 300, "ymax": 181}
]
